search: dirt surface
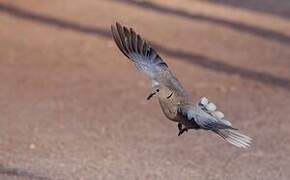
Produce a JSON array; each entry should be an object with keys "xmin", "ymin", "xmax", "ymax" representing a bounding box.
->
[{"xmin": 0, "ymin": 0, "xmax": 290, "ymax": 179}]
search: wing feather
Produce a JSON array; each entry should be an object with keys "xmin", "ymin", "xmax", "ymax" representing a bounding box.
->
[
  {"xmin": 195, "ymin": 108, "xmax": 237, "ymax": 130},
  {"xmin": 179, "ymin": 105, "xmax": 237, "ymax": 130},
  {"xmin": 111, "ymin": 22, "xmax": 168, "ymax": 77}
]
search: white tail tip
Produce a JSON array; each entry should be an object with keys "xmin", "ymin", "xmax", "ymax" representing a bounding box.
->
[{"xmin": 215, "ymin": 129, "xmax": 252, "ymax": 148}]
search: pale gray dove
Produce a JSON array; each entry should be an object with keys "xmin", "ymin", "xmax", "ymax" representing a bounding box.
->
[{"xmin": 111, "ymin": 22, "xmax": 252, "ymax": 148}]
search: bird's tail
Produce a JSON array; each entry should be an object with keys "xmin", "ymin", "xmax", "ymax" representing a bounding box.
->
[{"xmin": 214, "ymin": 129, "xmax": 252, "ymax": 148}]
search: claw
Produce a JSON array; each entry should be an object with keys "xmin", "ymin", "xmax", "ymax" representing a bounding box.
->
[
  {"xmin": 178, "ymin": 128, "xmax": 188, "ymax": 136},
  {"xmin": 177, "ymin": 123, "xmax": 188, "ymax": 136}
]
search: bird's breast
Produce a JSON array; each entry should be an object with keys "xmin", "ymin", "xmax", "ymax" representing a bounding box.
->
[{"xmin": 158, "ymin": 99, "xmax": 178, "ymax": 122}]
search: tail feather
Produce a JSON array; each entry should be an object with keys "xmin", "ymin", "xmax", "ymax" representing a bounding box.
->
[{"xmin": 214, "ymin": 129, "xmax": 252, "ymax": 148}]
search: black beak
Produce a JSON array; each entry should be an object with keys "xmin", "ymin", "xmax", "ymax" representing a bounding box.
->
[{"xmin": 146, "ymin": 92, "xmax": 156, "ymax": 100}]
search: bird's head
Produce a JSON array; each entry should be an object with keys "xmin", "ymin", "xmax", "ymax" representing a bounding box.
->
[{"xmin": 147, "ymin": 81, "xmax": 173, "ymax": 100}]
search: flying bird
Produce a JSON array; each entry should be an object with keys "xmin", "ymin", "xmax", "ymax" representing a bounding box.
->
[{"xmin": 111, "ymin": 22, "xmax": 252, "ymax": 148}]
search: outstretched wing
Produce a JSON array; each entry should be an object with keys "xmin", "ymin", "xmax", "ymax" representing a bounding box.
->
[
  {"xmin": 178, "ymin": 105, "xmax": 234, "ymax": 130},
  {"xmin": 179, "ymin": 98, "xmax": 252, "ymax": 148},
  {"xmin": 111, "ymin": 22, "xmax": 168, "ymax": 78},
  {"xmin": 178, "ymin": 103, "xmax": 252, "ymax": 148},
  {"xmin": 193, "ymin": 97, "xmax": 235, "ymax": 130},
  {"xmin": 193, "ymin": 108, "xmax": 235, "ymax": 130}
]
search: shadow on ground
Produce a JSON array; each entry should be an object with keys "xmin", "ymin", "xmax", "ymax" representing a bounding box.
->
[
  {"xmin": 111, "ymin": 0, "xmax": 290, "ymax": 46},
  {"xmin": 206, "ymin": 0, "xmax": 290, "ymax": 19},
  {"xmin": 0, "ymin": 2, "xmax": 289, "ymax": 91},
  {"xmin": 0, "ymin": 165, "xmax": 50, "ymax": 180}
]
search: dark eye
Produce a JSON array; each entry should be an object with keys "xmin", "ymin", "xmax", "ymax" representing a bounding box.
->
[{"xmin": 156, "ymin": 89, "xmax": 160, "ymax": 92}]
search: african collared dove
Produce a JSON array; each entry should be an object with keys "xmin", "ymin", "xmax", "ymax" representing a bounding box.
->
[{"xmin": 111, "ymin": 22, "xmax": 252, "ymax": 148}]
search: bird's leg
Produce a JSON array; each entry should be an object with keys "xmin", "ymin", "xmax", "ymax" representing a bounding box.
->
[
  {"xmin": 146, "ymin": 92, "xmax": 156, "ymax": 100},
  {"xmin": 177, "ymin": 123, "xmax": 188, "ymax": 136},
  {"xmin": 178, "ymin": 123, "xmax": 182, "ymax": 131}
]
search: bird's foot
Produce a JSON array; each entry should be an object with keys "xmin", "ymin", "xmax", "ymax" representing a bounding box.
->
[
  {"xmin": 178, "ymin": 123, "xmax": 182, "ymax": 131},
  {"xmin": 177, "ymin": 123, "xmax": 188, "ymax": 136},
  {"xmin": 178, "ymin": 128, "xmax": 188, "ymax": 136}
]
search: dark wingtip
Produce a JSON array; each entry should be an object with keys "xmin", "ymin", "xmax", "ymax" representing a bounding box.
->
[
  {"xmin": 111, "ymin": 22, "xmax": 119, "ymax": 32},
  {"xmin": 115, "ymin": 22, "xmax": 122, "ymax": 31},
  {"xmin": 110, "ymin": 22, "xmax": 167, "ymax": 72},
  {"xmin": 110, "ymin": 24, "xmax": 115, "ymax": 36},
  {"xmin": 111, "ymin": 22, "xmax": 130, "ymax": 58}
]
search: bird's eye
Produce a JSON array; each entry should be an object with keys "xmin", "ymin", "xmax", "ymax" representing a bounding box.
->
[{"xmin": 156, "ymin": 89, "xmax": 160, "ymax": 92}]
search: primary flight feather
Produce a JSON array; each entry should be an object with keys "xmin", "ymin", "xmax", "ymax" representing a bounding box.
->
[{"xmin": 111, "ymin": 22, "xmax": 252, "ymax": 148}]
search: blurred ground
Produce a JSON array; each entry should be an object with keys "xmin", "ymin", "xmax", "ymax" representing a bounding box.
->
[
  {"xmin": 0, "ymin": 0, "xmax": 290, "ymax": 179},
  {"xmin": 206, "ymin": 0, "xmax": 290, "ymax": 19}
]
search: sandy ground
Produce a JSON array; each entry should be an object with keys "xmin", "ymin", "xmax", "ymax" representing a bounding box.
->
[{"xmin": 0, "ymin": 0, "xmax": 290, "ymax": 179}]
